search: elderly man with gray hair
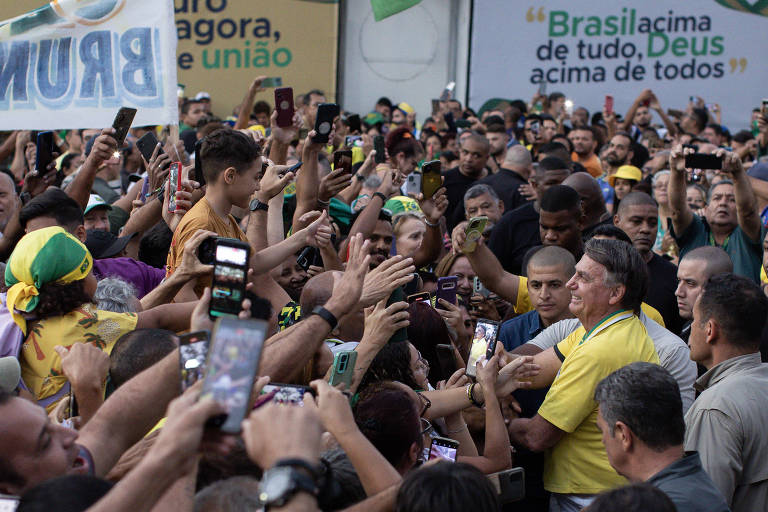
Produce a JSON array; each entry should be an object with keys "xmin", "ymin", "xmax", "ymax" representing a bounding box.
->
[{"xmin": 507, "ymin": 239, "xmax": 660, "ymax": 512}]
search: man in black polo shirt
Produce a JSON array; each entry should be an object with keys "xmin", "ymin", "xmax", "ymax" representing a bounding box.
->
[
  {"xmin": 488, "ymin": 157, "xmax": 570, "ymax": 275},
  {"xmin": 480, "ymin": 145, "xmax": 533, "ymax": 211},
  {"xmin": 444, "ymin": 133, "xmax": 490, "ymax": 230},
  {"xmin": 614, "ymin": 192, "xmax": 684, "ymax": 334}
]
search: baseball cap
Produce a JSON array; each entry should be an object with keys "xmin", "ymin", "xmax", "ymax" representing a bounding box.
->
[
  {"xmin": 194, "ymin": 91, "xmax": 211, "ymax": 102},
  {"xmin": 747, "ymin": 161, "xmax": 768, "ymax": 182},
  {"xmin": 0, "ymin": 356, "xmax": 20, "ymax": 393},
  {"xmin": 85, "ymin": 229, "xmax": 135, "ymax": 259},
  {"xmin": 84, "ymin": 194, "xmax": 112, "ymax": 215}
]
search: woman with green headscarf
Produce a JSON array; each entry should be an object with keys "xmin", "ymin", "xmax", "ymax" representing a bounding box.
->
[{"xmin": 5, "ymin": 226, "xmax": 196, "ymax": 411}]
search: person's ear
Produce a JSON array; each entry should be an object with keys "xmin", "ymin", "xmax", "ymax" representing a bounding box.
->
[
  {"xmin": 608, "ymin": 284, "xmax": 626, "ymax": 306},
  {"xmin": 498, "ymin": 199, "xmax": 505, "ymax": 213},
  {"xmin": 615, "ymin": 421, "xmax": 633, "ymax": 452},
  {"xmin": 223, "ymin": 167, "xmax": 236, "ymax": 185},
  {"xmin": 76, "ymin": 225, "xmax": 87, "ymax": 243},
  {"xmin": 408, "ymin": 441, "xmax": 421, "ymax": 468},
  {"xmin": 706, "ymin": 318, "xmax": 719, "ymax": 345}
]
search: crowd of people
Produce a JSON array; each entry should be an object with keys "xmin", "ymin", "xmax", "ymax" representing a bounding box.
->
[{"xmin": 0, "ymin": 73, "xmax": 767, "ymax": 512}]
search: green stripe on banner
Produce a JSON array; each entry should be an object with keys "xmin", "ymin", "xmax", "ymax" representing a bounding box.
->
[
  {"xmin": 371, "ymin": 0, "xmax": 423, "ymax": 22},
  {"xmin": 714, "ymin": 0, "xmax": 768, "ymax": 16}
]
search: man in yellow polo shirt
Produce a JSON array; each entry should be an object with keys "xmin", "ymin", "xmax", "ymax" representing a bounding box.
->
[{"xmin": 507, "ymin": 239, "xmax": 659, "ymax": 511}]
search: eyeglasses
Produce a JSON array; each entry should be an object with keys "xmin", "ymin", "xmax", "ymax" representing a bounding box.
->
[
  {"xmin": 420, "ymin": 417, "xmax": 433, "ymax": 435},
  {"xmin": 415, "ymin": 352, "xmax": 430, "ymax": 373},
  {"xmin": 417, "ymin": 392, "xmax": 432, "ymax": 417}
]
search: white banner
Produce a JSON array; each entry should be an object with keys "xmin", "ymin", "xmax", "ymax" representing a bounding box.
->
[
  {"xmin": 469, "ymin": 1, "xmax": 768, "ymax": 130},
  {"xmin": 0, "ymin": 0, "xmax": 178, "ymax": 129}
]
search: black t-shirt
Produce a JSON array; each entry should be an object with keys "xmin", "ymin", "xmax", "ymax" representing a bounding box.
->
[
  {"xmin": 582, "ymin": 217, "xmax": 614, "ymax": 240},
  {"xmin": 479, "ymin": 168, "xmax": 528, "ymax": 212},
  {"xmin": 646, "ymin": 253, "xmax": 684, "ymax": 335},
  {"xmin": 488, "ymin": 202, "xmax": 540, "ymax": 275},
  {"xmin": 443, "ymin": 167, "xmax": 487, "ymax": 230}
]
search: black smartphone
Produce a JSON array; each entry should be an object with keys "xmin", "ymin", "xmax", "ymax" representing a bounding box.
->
[
  {"xmin": 435, "ymin": 276, "xmax": 458, "ymax": 309},
  {"xmin": 281, "ymin": 160, "xmax": 302, "ymax": 177},
  {"xmin": 421, "ymin": 160, "xmax": 442, "ymax": 200},
  {"xmin": 455, "ymin": 119, "xmax": 472, "ymax": 129},
  {"xmin": 387, "ymin": 286, "xmax": 408, "ymax": 343},
  {"xmin": 137, "ymin": 131, "xmax": 160, "ymax": 162},
  {"xmin": 312, "ymin": 103, "xmax": 340, "ymax": 143},
  {"xmin": 488, "ymin": 467, "xmax": 525, "ymax": 504},
  {"xmin": 407, "ymin": 292, "xmax": 430, "ymax": 304},
  {"xmin": 373, "ymin": 135, "xmax": 386, "ymax": 164},
  {"xmin": 403, "ymin": 272, "xmax": 421, "ymax": 296},
  {"xmin": 275, "ymin": 87, "xmax": 294, "ymax": 128},
  {"xmin": 333, "ymin": 149, "xmax": 353, "ymax": 175},
  {"xmin": 436, "ymin": 344, "xmax": 458, "ymax": 376},
  {"xmin": 685, "ymin": 153, "xmax": 722, "ymax": 170},
  {"xmin": 194, "ymin": 139, "xmax": 206, "ymax": 186},
  {"xmin": 210, "ymin": 239, "xmax": 251, "ymax": 319},
  {"xmin": 200, "ymin": 317, "xmax": 268, "ymax": 433},
  {"xmin": 296, "ymin": 246, "xmax": 321, "ymax": 271},
  {"xmin": 112, "ymin": 107, "xmax": 137, "ymax": 147},
  {"xmin": 431, "ymin": 98, "xmax": 440, "ymax": 115},
  {"xmin": 35, "ymin": 131, "xmax": 55, "ymax": 174},
  {"xmin": 466, "ymin": 318, "xmax": 499, "ymax": 378},
  {"xmin": 179, "ymin": 330, "xmax": 210, "ymax": 392},
  {"xmin": 428, "ymin": 436, "xmax": 459, "ymax": 462},
  {"xmin": 347, "ymin": 113, "xmax": 361, "ymax": 134},
  {"xmin": 259, "ymin": 383, "xmax": 314, "ymax": 406}
]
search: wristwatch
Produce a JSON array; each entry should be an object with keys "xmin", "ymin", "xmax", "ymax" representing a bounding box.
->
[
  {"xmin": 249, "ymin": 197, "xmax": 269, "ymax": 212},
  {"xmin": 258, "ymin": 465, "xmax": 318, "ymax": 509}
]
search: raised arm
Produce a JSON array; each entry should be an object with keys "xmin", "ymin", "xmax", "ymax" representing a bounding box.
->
[
  {"xmin": 667, "ymin": 145, "xmax": 695, "ymax": 236},
  {"xmin": 292, "ymin": 131, "xmax": 325, "ymax": 230},
  {"xmin": 720, "ymin": 149, "xmax": 761, "ymax": 241},
  {"xmin": 67, "ymin": 128, "xmax": 118, "ymax": 210},
  {"xmin": 458, "ymin": 236, "xmax": 521, "ymax": 304},
  {"xmin": 233, "ymin": 76, "xmax": 266, "ymax": 130},
  {"xmin": 413, "ymin": 186, "xmax": 448, "ymax": 267},
  {"xmin": 620, "ymin": 89, "xmax": 652, "ymax": 131}
]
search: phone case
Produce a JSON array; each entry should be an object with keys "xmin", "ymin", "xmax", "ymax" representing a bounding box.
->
[
  {"xmin": 275, "ymin": 87, "xmax": 294, "ymax": 127},
  {"xmin": 435, "ymin": 276, "xmax": 458, "ymax": 309},
  {"xmin": 312, "ymin": 103, "xmax": 340, "ymax": 143},
  {"xmin": 35, "ymin": 131, "xmax": 55, "ymax": 173},
  {"xmin": 406, "ymin": 173, "xmax": 422, "ymax": 197},
  {"xmin": 329, "ymin": 351, "xmax": 357, "ymax": 388},
  {"xmin": 112, "ymin": 107, "xmax": 137, "ymax": 146},
  {"xmin": 421, "ymin": 160, "xmax": 442, "ymax": 200},
  {"xmin": 373, "ymin": 135, "xmax": 386, "ymax": 164},
  {"xmin": 167, "ymin": 162, "xmax": 181, "ymax": 212},
  {"xmin": 463, "ymin": 216, "xmax": 488, "ymax": 254}
]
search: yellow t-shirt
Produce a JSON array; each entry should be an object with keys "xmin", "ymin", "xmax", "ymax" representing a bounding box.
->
[
  {"xmin": 537, "ymin": 314, "xmax": 660, "ymax": 494},
  {"xmin": 21, "ymin": 303, "xmax": 138, "ymax": 408},
  {"xmin": 514, "ymin": 276, "xmax": 665, "ymax": 327},
  {"xmin": 166, "ymin": 197, "xmax": 248, "ymax": 297},
  {"xmin": 761, "ymin": 265, "xmax": 767, "ymax": 284}
]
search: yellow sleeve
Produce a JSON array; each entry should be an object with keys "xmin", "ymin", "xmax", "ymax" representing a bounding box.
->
[
  {"xmin": 640, "ymin": 302, "xmax": 664, "ymax": 327},
  {"xmin": 515, "ymin": 276, "xmax": 532, "ymax": 314},
  {"xmin": 554, "ymin": 327, "xmax": 584, "ymax": 361},
  {"xmin": 538, "ymin": 345, "xmax": 602, "ymax": 433}
]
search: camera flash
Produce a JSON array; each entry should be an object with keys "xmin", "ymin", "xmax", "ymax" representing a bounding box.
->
[{"xmin": 112, "ymin": 151, "xmax": 120, "ymax": 159}]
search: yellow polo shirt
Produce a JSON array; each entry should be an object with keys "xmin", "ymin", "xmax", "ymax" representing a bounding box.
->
[
  {"xmin": 537, "ymin": 313, "xmax": 659, "ymax": 494},
  {"xmin": 514, "ymin": 276, "xmax": 665, "ymax": 326}
]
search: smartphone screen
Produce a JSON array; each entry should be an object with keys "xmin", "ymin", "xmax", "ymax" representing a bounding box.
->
[
  {"xmin": 179, "ymin": 331, "xmax": 210, "ymax": 392},
  {"xmin": 373, "ymin": 135, "xmax": 386, "ymax": 164},
  {"xmin": 275, "ymin": 87, "xmax": 294, "ymax": 128},
  {"xmin": 35, "ymin": 131, "xmax": 55, "ymax": 174},
  {"xmin": 313, "ymin": 103, "xmax": 340, "ymax": 144},
  {"xmin": 466, "ymin": 319, "xmax": 499, "ymax": 377},
  {"xmin": 260, "ymin": 383, "xmax": 312, "ymax": 406},
  {"xmin": 167, "ymin": 162, "xmax": 181, "ymax": 212},
  {"xmin": 112, "ymin": 107, "xmax": 137, "ymax": 146},
  {"xmin": 200, "ymin": 317, "xmax": 268, "ymax": 433},
  {"xmin": 210, "ymin": 240, "xmax": 251, "ymax": 318},
  {"xmin": 421, "ymin": 160, "xmax": 442, "ymax": 200},
  {"xmin": 429, "ymin": 436, "xmax": 459, "ymax": 462},
  {"xmin": 435, "ymin": 276, "xmax": 458, "ymax": 309}
]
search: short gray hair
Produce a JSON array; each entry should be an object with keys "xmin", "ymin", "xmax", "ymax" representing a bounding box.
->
[
  {"xmin": 94, "ymin": 277, "xmax": 138, "ymax": 313},
  {"xmin": 651, "ymin": 170, "xmax": 670, "ymax": 185},
  {"xmin": 707, "ymin": 179, "xmax": 733, "ymax": 202},
  {"xmin": 583, "ymin": 238, "xmax": 647, "ymax": 313},
  {"xmin": 463, "ymin": 184, "xmax": 499, "ymax": 205}
]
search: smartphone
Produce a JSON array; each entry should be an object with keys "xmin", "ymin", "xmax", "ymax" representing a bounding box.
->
[
  {"xmin": 436, "ymin": 344, "xmax": 458, "ymax": 376},
  {"xmin": 435, "ymin": 276, "xmax": 458, "ymax": 310},
  {"xmin": 328, "ymin": 350, "xmax": 357, "ymax": 388},
  {"xmin": 179, "ymin": 330, "xmax": 210, "ymax": 392},
  {"xmin": 466, "ymin": 318, "xmax": 499, "ymax": 378},
  {"xmin": 312, "ymin": 103, "xmax": 340, "ymax": 144},
  {"xmin": 0, "ymin": 495, "xmax": 19, "ymax": 512},
  {"xmin": 463, "ymin": 216, "xmax": 488, "ymax": 254},
  {"xmin": 604, "ymin": 95, "xmax": 614, "ymax": 115},
  {"xmin": 439, "ymin": 81, "xmax": 456, "ymax": 101},
  {"xmin": 167, "ymin": 162, "xmax": 182, "ymax": 213},
  {"xmin": 259, "ymin": 383, "xmax": 313, "ymax": 406},
  {"xmin": 200, "ymin": 317, "xmax": 268, "ymax": 433},
  {"xmin": 640, "ymin": 99, "xmax": 650, "ymax": 107},
  {"xmin": 403, "ymin": 272, "xmax": 421, "ymax": 296},
  {"xmin": 274, "ymin": 87, "xmax": 294, "ymax": 128},
  {"xmin": 529, "ymin": 120, "xmax": 540, "ymax": 136},
  {"xmin": 282, "ymin": 160, "xmax": 303, "ymax": 177},
  {"xmin": 333, "ymin": 149, "xmax": 353, "ymax": 175},
  {"xmin": 193, "ymin": 139, "xmax": 206, "ymax": 186},
  {"xmin": 405, "ymin": 172, "xmax": 421, "ymax": 197},
  {"xmin": 373, "ymin": 135, "xmax": 386, "ymax": 164},
  {"xmin": 537, "ymin": 79, "xmax": 547, "ymax": 96},
  {"xmin": 421, "ymin": 160, "xmax": 442, "ymax": 200},
  {"xmin": 407, "ymin": 292, "xmax": 430, "ymax": 304},
  {"xmin": 762, "ymin": 99, "xmax": 768, "ymax": 119},
  {"xmin": 137, "ymin": 132, "xmax": 160, "ymax": 163},
  {"xmin": 345, "ymin": 135, "xmax": 363, "ymax": 148},
  {"xmin": 431, "ymin": 98, "xmax": 440, "ymax": 115},
  {"xmin": 296, "ymin": 245, "xmax": 321, "ymax": 271},
  {"xmin": 685, "ymin": 153, "xmax": 722, "ymax": 170},
  {"xmin": 473, "ymin": 276, "xmax": 491, "ymax": 298},
  {"xmin": 112, "ymin": 107, "xmax": 137, "ymax": 147},
  {"xmin": 455, "ymin": 119, "xmax": 472, "ymax": 129},
  {"xmin": 347, "ymin": 113, "xmax": 362, "ymax": 134},
  {"xmin": 210, "ymin": 239, "xmax": 251, "ymax": 319},
  {"xmin": 429, "ymin": 436, "xmax": 459, "ymax": 462},
  {"xmin": 260, "ymin": 77, "xmax": 283, "ymax": 88},
  {"xmin": 139, "ymin": 178, "xmax": 150, "ymax": 203},
  {"xmin": 488, "ymin": 467, "xmax": 525, "ymax": 504},
  {"xmin": 35, "ymin": 131, "xmax": 55, "ymax": 174}
]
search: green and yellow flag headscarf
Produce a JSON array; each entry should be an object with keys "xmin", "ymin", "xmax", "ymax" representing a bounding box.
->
[{"xmin": 5, "ymin": 226, "xmax": 93, "ymax": 334}]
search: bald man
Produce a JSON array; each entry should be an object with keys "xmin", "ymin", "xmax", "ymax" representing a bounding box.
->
[
  {"xmin": 562, "ymin": 173, "xmax": 611, "ymax": 238},
  {"xmin": 480, "ymin": 145, "xmax": 533, "ymax": 211}
]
